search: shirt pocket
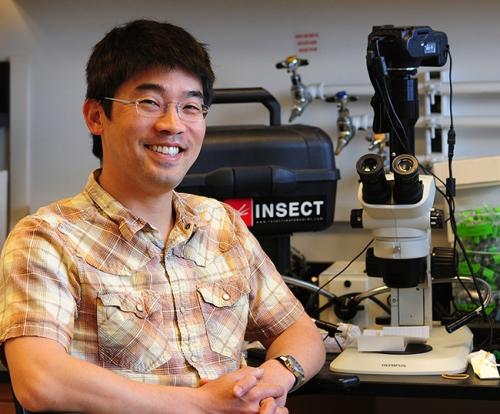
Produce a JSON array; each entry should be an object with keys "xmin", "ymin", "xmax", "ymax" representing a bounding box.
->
[
  {"xmin": 197, "ymin": 277, "xmax": 250, "ymax": 361},
  {"xmin": 97, "ymin": 290, "xmax": 171, "ymax": 373}
]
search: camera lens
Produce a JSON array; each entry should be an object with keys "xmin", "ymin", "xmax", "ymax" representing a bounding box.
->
[
  {"xmin": 356, "ymin": 154, "xmax": 391, "ymax": 204},
  {"xmin": 392, "ymin": 154, "xmax": 423, "ymax": 204}
]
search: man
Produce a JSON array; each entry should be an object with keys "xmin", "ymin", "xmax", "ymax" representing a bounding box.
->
[{"xmin": 0, "ymin": 20, "xmax": 325, "ymax": 413}]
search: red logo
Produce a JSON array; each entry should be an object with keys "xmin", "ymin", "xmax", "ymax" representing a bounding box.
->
[{"xmin": 224, "ymin": 198, "xmax": 253, "ymax": 227}]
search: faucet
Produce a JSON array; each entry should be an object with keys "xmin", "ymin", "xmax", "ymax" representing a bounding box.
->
[
  {"xmin": 326, "ymin": 91, "xmax": 358, "ymax": 155},
  {"xmin": 366, "ymin": 132, "xmax": 389, "ymax": 167},
  {"xmin": 276, "ymin": 56, "xmax": 312, "ymax": 122},
  {"xmin": 276, "ymin": 57, "xmax": 363, "ymax": 155}
]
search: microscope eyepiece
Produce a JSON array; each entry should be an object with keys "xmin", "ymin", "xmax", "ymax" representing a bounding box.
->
[
  {"xmin": 393, "ymin": 155, "xmax": 417, "ymax": 174},
  {"xmin": 358, "ymin": 155, "xmax": 378, "ymax": 173},
  {"xmin": 392, "ymin": 154, "xmax": 423, "ymax": 204},
  {"xmin": 356, "ymin": 154, "xmax": 391, "ymax": 204}
]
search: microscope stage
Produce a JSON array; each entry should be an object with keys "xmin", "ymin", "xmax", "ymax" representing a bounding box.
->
[{"xmin": 330, "ymin": 325, "xmax": 473, "ymax": 375}]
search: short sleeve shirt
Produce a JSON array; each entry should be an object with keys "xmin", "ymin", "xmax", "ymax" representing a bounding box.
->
[{"xmin": 0, "ymin": 171, "xmax": 304, "ymax": 386}]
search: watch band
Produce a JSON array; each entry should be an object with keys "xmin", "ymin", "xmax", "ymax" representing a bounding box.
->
[{"xmin": 274, "ymin": 354, "xmax": 305, "ymax": 393}]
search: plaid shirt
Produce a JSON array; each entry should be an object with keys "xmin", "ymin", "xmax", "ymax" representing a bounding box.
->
[{"xmin": 0, "ymin": 171, "xmax": 304, "ymax": 386}]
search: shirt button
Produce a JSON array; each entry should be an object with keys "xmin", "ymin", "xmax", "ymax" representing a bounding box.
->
[
  {"xmin": 222, "ymin": 293, "xmax": 231, "ymax": 301},
  {"xmin": 136, "ymin": 304, "xmax": 144, "ymax": 312},
  {"xmin": 179, "ymin": 306, "xmax": 185, "ymax": 313},
  {"xmin": 191, "ymin": 355, "xmax": 198, "ymax": 363}
]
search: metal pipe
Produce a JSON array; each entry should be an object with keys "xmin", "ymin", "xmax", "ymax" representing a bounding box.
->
[
  {"xmin": 281, "ymin": 275, "xmax": 337, "ymax": 301},
  {"xmin": 307, "ymin": 81, "xmax": 500, "ymax": 99},
  {"xmin": 417, "ymin": 115, "xmax": 500, "ymax": 128}
]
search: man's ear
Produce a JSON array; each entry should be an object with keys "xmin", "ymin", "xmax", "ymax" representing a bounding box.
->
[{"xmin": 83, "ymin": 99, "xmax": 105, "ymax": 136}]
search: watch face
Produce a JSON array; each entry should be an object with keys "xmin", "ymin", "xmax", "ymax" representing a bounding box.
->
[
  {"xmin": 276, "ymin": 355, "xmax": 305, "ymax": 389},
  {"xmin": 286, "ymin": 356, "xmax": 304, "ymax": 372}
]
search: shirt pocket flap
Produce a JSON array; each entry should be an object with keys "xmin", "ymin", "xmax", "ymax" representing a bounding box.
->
[
  {"xmin": 197, "ymin": 277, "xmax": 250, "ymax": 308},
  {"xmin": 98, "ymin": 291, "xmax": 160, "ymax": 319},
  {"xmin": 57, "ymin": 222, "xmax": 154, "ymax": 276}
]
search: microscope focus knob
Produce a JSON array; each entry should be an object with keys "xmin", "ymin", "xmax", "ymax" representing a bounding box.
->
[
  {"xmin": 350, "ymin": 209, "xmax": 363, "ymax": 228},
  {"xmin": 430, "ymin": 208, "xmax": 445, "ymax": 229},
  {"xmin": 431, "ymin": 247, "xmax": 458, "ymax": 279},
  {"xmin": 334, "ymin": 295, "xmax": 363, "ymax": 321}
]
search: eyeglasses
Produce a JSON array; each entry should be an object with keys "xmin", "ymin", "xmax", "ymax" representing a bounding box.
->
[{"xmin": 103, "ymin": 96, "xmax": 209, "ymax": 122}]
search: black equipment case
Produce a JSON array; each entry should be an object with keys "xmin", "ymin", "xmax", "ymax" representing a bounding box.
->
[{"xmin": 177, "ymin": 88, "xmax": 340, "ymax": 273}]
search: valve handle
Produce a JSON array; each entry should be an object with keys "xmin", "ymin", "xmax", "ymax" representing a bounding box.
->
[{"xmin": 275, "ymin": 56, "xmax": 309, "ymax": 70}]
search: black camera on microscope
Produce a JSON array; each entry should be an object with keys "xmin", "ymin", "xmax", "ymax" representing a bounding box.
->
[
  {"xmin": 367, "ymin": 25, "xmax": 448, "ymax": 69},
  {"xmin": 366, "ymin": 26, "xmax": 448, "ymax": 162}
]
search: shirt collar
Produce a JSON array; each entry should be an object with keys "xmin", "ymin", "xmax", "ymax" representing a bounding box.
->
[
  {"xmin": 84, "ymin": 170, "xmax": 211, "ymax": 243},
  {"xmin": 84, "ymin": 170, "xmax": 150, "ymax": 241}
]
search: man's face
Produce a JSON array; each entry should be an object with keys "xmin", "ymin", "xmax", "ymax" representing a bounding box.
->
[{"xmin": 97, "ymin": 67, "xmax": 206, "ymax": 196}]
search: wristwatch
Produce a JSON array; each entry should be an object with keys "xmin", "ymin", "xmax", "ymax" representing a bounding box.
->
[{"xmin": 274, "ymin": 354, "xmax": 305, "ymax": 393}]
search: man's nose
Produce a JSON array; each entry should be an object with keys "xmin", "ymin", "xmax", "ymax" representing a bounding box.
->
[{"xmin": 154, "ymin": 103, "xmax": 186, "ymax": 133}]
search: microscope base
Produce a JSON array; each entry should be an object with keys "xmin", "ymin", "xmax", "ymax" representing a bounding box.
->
[{"xmin": 330, "ymin": 326, "xmax": 473, "ymax": 375}]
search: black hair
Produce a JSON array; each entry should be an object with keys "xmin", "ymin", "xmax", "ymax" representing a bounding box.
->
[{"xmin": 85, "ymin": 19, "xmax": 215, "ymax": 160}]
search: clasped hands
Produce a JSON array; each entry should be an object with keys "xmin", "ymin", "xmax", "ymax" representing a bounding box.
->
[{"xmin": 198, "ymin": 365, "xmax": 291, "ymax": 414}]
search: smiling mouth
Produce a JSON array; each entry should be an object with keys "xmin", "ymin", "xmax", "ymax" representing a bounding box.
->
[{"xmin": 146, "ymin": 144, "xmax": 182, "ymax": 156}]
